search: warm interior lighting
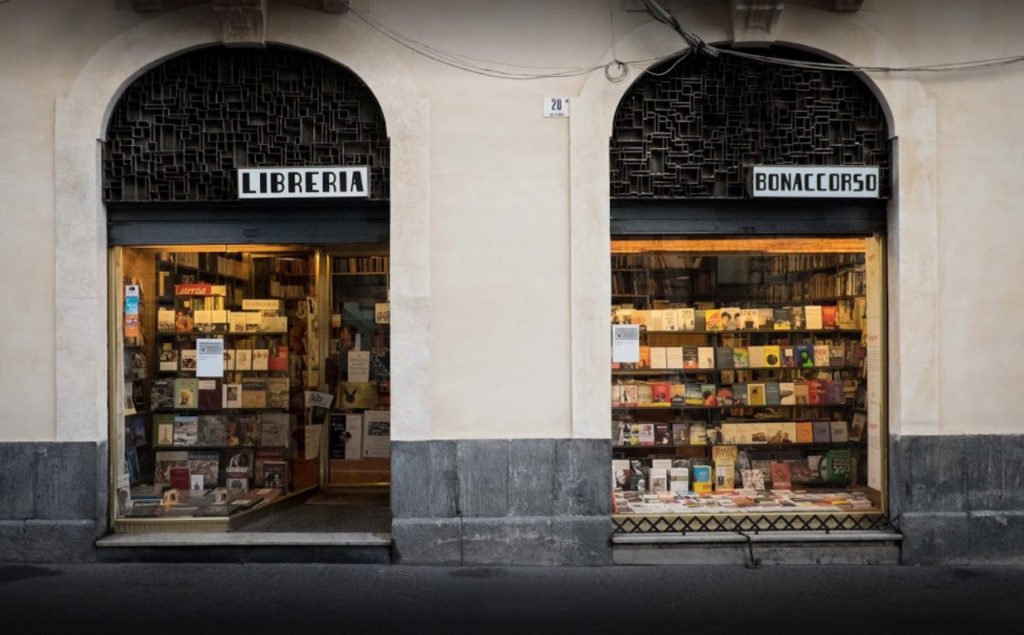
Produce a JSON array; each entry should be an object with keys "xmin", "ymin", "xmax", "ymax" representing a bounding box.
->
[{"xmin": 611, "ymin": 237, "xmax": 867, "ymax": 254}]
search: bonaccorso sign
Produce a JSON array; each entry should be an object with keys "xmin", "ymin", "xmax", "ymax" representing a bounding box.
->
[
  {"xmin": 237, "ymin": 166, "xmax": 369, "ymax": 199},
  {"xmin": 752, "ymin": 166, "xmax": 879, "ymax": 198}
]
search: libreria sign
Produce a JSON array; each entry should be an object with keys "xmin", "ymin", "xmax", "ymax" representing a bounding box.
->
[
  {"xmin": 238, "ymin": 167, "xmax": 369, "ymax": 199},
  {"xmin": 752, "ymin": 166, "xmax": 879, "ymax": 198}
]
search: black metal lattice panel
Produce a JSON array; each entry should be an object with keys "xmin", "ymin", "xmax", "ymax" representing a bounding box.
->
[
  {"xmin": 612, "ymin": 512, "xmax": 892, "ymax": 534},
  {"xmin": 610, "ymin": 50, "xmax": 890, "ymax": 199},
  {"xmin": 103, "ymin": 46, "xmax": 389, "ymax": 202}
]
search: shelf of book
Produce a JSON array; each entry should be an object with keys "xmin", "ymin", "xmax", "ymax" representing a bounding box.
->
[
  {"xmin": 157, "ymin": 262, "xmax": 249, "ymax": 284},
  {"xmin": 612, "ymin": 366, "xmax": 862, "ymax": 376},
  {"xmin": 612, "ymin": 404, "xmax": 851, "ymax": 411}
]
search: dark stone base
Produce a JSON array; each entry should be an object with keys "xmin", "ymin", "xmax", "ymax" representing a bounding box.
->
[
  {"xmin": 391, "ymin": 439, "xmax": 613, "ymax": 566},
  {"xmin": 96, "ymin": 545, "xmax": 391, "ymax": 564},
  {"xmin": 891, "ymin": 435, "xmax": 1024, "ymax": 564},
  {"xmin": 0, "ymin": 442, "xmax": 105, "ymax": 563}
]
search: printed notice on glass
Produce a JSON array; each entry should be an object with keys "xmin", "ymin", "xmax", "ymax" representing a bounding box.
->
[
  {"xmin": 304, "ymin": 425, "xmax": 322, "ymax": 460},
  {"xmin": 348, "ymin": 350, "xmax": 371, "ymax": 383},
  {"xmin": 196, "ymin": 338, "xmax": 225, "ymax": 377},
  {"xmin": 305, "ymin": 390, "xmax": 335, "ymax": 409},
  {"xmin": 611, "ymin": 325, "xmax": 640, "ymax": 363}
]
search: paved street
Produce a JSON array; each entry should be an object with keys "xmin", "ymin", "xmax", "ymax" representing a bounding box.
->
[{"xmin": 1, "ymin": 563, "xmax": 1022, "ymax": 634}]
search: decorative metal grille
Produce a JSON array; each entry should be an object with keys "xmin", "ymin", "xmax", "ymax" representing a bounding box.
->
[
  {"xmin": 103, "ymin": 46, "xmax": 389, "ymax": 202},
  {"xmin": 610, "ymin": 49, "xmax": 891, "ymax": 198},
  {"xmin": 612, "ymin": 512, "xmax": 892, "ymax": 534}
]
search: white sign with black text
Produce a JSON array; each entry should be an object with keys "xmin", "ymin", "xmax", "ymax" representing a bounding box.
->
[
  {"xmin": 238, "ymin": 166, "xmax": 369, "ymax": 199},
  {"xmin": 544, "ymin": 97, "xmax": 570, "ymax": 118},
  {"xmin": 752, "ymin": 166, "xmax": 879, "ymax": 198}
]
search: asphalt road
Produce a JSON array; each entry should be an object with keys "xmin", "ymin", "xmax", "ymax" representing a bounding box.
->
[{"xmin": 1, "ymin": 563, "xmax": 1022, "ymax": 634}]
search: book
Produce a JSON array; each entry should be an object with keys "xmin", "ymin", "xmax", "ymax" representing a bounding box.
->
[
  {"xmin": 223, "ymin": 349, "xmax": 235, "ymax": 371},
  {"xmin": 732, "ymin": 347, "xmax": 749, "ymax": 369},
  {"xmin": 684, "ymin": 383, "xmax": 704, "ymax": 407},
  {"xmin": 804, "ymin": 305, "xmax": 823, "ymax": 329},
  {"xmin": 649, "ymin": 347, "xmax": 668, "ymax": 370},
  {"xmin": 714, "ymin": 346, "xmax": 734, "ymax": 369},
  {"xmin": 766, "ymin": 423, "xmax": 785, "ymax": 444},
  {"xmin": 654, "ymin": 423, "xmax": 671, "ymax": 446},
  {"xmin": 822, "ymin": 306, "xmax": 838, "ymax": 329},
  {"xmin": 669, "ymin": 467, "xmax": 689, "ymax": 493},
  {"xmin": 647, "ymin": 310, "xmax": 665, "ymax": 332},
  {"xmin": 813, "ymin": 345, "xmax": 831, "ymax": 367},
  {"xmin": 226, "ymin": 448, "xmax": 254, "ymax": 477},
  {"xmin": 228, "ymin": 312, "xmax": 246, "ymax": 333},
  {"xmin": 738, "ymin": 309, "xmax": 759, "ymax": 330},
  {"xmin": 825, "ymin": 380, "xmax": 845, "ymax": 404},
  {"xmin": 671, "ymin": 423, "xmax": 689, "ymax": 446},
  {"xmin": 781, "ymin": 346, "xmax": 798, "ymax": 368},
  {"xmin": 716, "ymin": 384, "xmax": 734, "ymax": 406},
  {"xmin": 637, "ymin": 423, "xmax": 655, "ymax": 446},
  {"xmin": 812, "ymin": 420, "xmax": 832, "ymax": 443},
  {"xmin": 169, "ymin": 466, "xmax": 191, "ymax": 491},
  {"xmin": 756, "ymin": 308, "xmax": 774, "ymax": 329},
  {"xmin": 329, "ymin": 412, "xmax": 363, "ymax": 459},
  {"xmin": 850, "ymin": 411, "xmax": 866, "ymax": 442},
  {"xmin": 748, "ymin": 423, "xmax": 767, "ymax": 444},
  {"xmin": 697, "ymin": 347, "xmax": 715, "ymax": 369},
  {"xmin": 830, "ymin": 420, "xmax": 849, "ymax": 442},
  {"xmin": 619, "ymin": 384, "xmax": 638, "ymax": 406},
  {"xmin": 741, "ymin": 469, "xmax": 765, "ymax": 490},
  {"xmin": 150, "ymin": 379, "xmax": 174, "ymax": 410},
  {"xmin": 764, "ymin": 382, "xmax": 781, "ymax": 406},
  {"xmin": 762, "ymin": 345, "xmax": 781, "ymax": 368},
  {"xmin": 692, "ymin": 465, "xmax": 712, "ymax": 494},
  {"xmin": 781, "ymin": 422, "xmax": 797, "ymax": 444},
  {"xmin": 669, "ymin": 383, "xmax": 685, "ymax": 406},
  {"xmin": 807, "ymin": 380, "xmax": 825, "ymax": 405},
  {"xmin": 613, "ymin": 459, "xmax": 631, "ymax": 490},
  {"xmin": 223, "ymin": 383, "xmax": 242, "ymax": 409},
  {"xmin": 661, "ymin": 310, "xmax": 679, "ymax": 332},
  {"xmin": 174, "ymin": 377, "xmax": 198, "ymax": 409},
  {"xmin": 688, "ymin": 422, "xmax": 707, "ymax": 446},
  {"xmin": 795, "ymin": 421, "xmax": 814, "ymax": 443},
  {"xmin": 226, "ymin": 475, "xmax": 249, "ymax": 495},
  {"xmin": 769, "ymin": 462, "xmax": 792, "ymax": 490},
  {"xmin": 747, "ymin": 383, "xmax": 766, "ymax": 406},
  {"xmin": 772, "ymin": 308, "xmax": 792, "ymax": 330},
  {"xmin": 700, "ymin": 383, "xmax": 717, "ymax": 406},
  {"xmin": 241, "ymin": 379, "xmax": 267, "ymax": 409},
  {"xmin": 187, "ymin": 451, "xmax": 219, "ymax": 489},
  {"xmin": 829, "ymin": 343, "xmax": 846, "ymax": 367},
  {"xmin": 172, "ymin": 416, "xmax": 198, "ymax": 446},
  {"xmin": 155, "ymin": 414, "xmax": 174, "ymax": 446},
  {"xmin": 198, "ymin": 378, "xmax": 221, "ymax": 410},
  {"xmin": 362, "ymin": 410, "xmax": 391, "ymax": 458},
  {"xmin": 638, "ymin": 346, "xmax": 650, "ymax": 369},
  {"xmin": 636, "ymin": 383, "xmax": 653, "ymax": 406},
  {"xmin": 677, "ymin": 308, "xmax": 696, "ymax": 330},
  {"xmin": 665, "ymin": 347, "xmax": 684, "ymax": 369},
  {"xmin": 779, "ymin": 382, "xmax": 796, "ymax": 405},
  {"xmin": 159, "ymin": 345, "xmax": 178, "ymax": 372},
  {"xmin": 251, "ymin": 349, "xmax": 270, "ymax": 371},
  {"xmin": 720, "ymin": 307, "xmax": 741, "ymax": 331},
  {"xmin": 712, "ymin": 445, "xmax": 738, "ymax": 491},
  {"xmin": 793, "ymin": 382, "xmax": 810, "ymax": 404},
  {"xmin": 265, "ymin": 377, "xmax": 290, "ymax": 409},
  {"xmin": 158, "ymin": 308, "xmax": 176, "ymax": 333},
  {"xmin": 259, "ymin": 412, "xmax": 290, "ymax": 447},
  {"xmin": 720, "ymin": 423, "xmax": 738, "ymax": 445},
  {"xmin": 234, "ymin": 349, "xmax": 253, "ymax": 371},
  {"xmin": 796, "ymin": 345, "xmax": 815, "ymax": 368},
  {"xmin": 261, "ymin": 460, "xmax": 289, "ymax": 490},
  {"xmin": 704, "ymin": 309, "xmax": 723, "ymax": 332},
  {"xmin": 179, "ymin": 349, "xmax": 197, "ymax": 373},
  {"xmin": 197, "ymin": 415, "xmax": 228, "ymax": 446},
  {"xmin": 748, "ymin": 346, "xmax": 766, "ymax": 369},
  {"xmin": 731, "ymin": 383, "xmax": 748, "ymax": 406},
  {"xmin": 230, "ymin": 415, "xmax": 260, "ymax": 447},
  {"xmin": 682, "ymin": 347, "xmax": 698, "ymax": 369}
]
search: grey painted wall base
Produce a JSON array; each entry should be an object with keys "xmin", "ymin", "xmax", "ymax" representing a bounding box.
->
[
  {"xmin": 614, "ymin": 541, "xmax": 900, "ymax": 566},
  {"xmin": 391, "ymin": 439, "xmax": 613, "ymax": 565},
  {"xmin": 0, "ymin": 442, "xmax": 107, "ymax": 563},
  {"xmin": 890, "ymin": 435, "xmax": 1024, "ymax": 564}
]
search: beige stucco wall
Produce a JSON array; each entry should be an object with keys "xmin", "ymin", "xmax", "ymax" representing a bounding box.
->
[{"xmin": 0, "ymin": 0, "xmax": 1022, "ymax": 443}]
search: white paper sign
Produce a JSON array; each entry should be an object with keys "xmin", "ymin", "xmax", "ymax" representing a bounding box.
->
[
  {"xmin": 612, "ymin": 324, "xmax": 640, "ymax": 363},
  {"xmin": 304, "ymin": 390, "xmax": 335, "ymax": 409},
  {"xmin": 304, "ymin": 425, "xmax": 322, "ymax": 460},
  {"xmin": 196, "ymin": 338, "xmax": 225, "ymax": 377},
  {"xmin": 348, "ymin": 351, "xmax": 371, "ymax": 383}
]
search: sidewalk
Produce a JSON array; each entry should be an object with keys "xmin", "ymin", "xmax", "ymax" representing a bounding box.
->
[{"xmin": 2, "ymin": 562, "xmax": 1020, "ymax": 634}]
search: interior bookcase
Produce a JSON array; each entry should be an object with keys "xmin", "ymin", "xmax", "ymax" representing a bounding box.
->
[{"xmin": 610, "ymin": 237, "xmax": 887, "ymax": 527}]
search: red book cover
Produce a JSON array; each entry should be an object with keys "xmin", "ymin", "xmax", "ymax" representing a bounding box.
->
[
  {"xmin": 806, "ymin": 380, "xmax": 825, "ymax": 405},
  {"xmin": 174, "ymin": 283, "xmax": 213, "ymax": 296},
  {"xmin": 650, "ymin": 382, "xmax": 671, "ymax": 405},
  {"xmin": 268, "ymin": 345, "xmax": 289, "ymax": 371},
  {"xmin": 770, "ymin": 462, "xmax": 792, "ymax": 490},
  {"xmin": 821, "ymin": 305, "xmax": 838, "ymax": 329},
  {"xmin": 169, "ymin": 466, "xmax": 190, "ymax": 491}
]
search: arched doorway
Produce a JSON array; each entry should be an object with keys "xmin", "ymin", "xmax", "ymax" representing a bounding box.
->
[
  {"xmin": 607, "ymin": 46, "xmax": 895, "ymax": 559},
  {"xmin": 105, "ymin": 45, "xmax": 393, "ymax": 541}
]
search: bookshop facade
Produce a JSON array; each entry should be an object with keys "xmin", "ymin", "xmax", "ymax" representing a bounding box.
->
[{"xmin": 5, "ymin": 1, "xmax": 1024, "ymax": 566}]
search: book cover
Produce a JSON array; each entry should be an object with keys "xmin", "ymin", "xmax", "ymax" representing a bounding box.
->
[
  {"xmin": 611, "ymin": 384, "xmax": 622, "ymax": 408},
  {"xmin": 265, "ymin": 377, "xmax": 290, "ymax": 409},
  {"xmin": 226, "ymin": 475, "xmax": 249, "ymax": 496},
  {"xmin": 259, "ymin": 412, "xmax": 290, "ymax": 448},
  {"xmin": 796, "ymin": 345, "xmax": 815, "ymax": 368},
  {"xmin": 682, "ymin": 347, "xmax": 699, "ymax": 369},
  {"xmin": 830, "ymin": 420, "xmax": 850, "ymax": 442},
  {"xmin": 263, "ymin": 316, "xmax": 288, "ymax": 333},
  {"xmin": 779, "ymin": 382, "xmax": 796, "ymax": 405},
  {"xmin": 230, "ymin": 415, "xmax": 261, "ymax": 447},
  {"xmin": 756, "ymin": 308, "xmax": 774, "ymax": 329},
  {"xmin": 704, "ymin": 309, "xmax": 723, "ymax": 332},
  {"xmin": 197, "ymin": 415, "xmax": 228, "ymax": 446},
  {"xmin": 795, "ymin": 421, "xmax": 814, "ymax": 443},
  {"xmin": 613, "ymin": 459, "xmax": 630, "ymax": 490},
  {"xmin": 173, "ymin": 377, "xmax": 198, "ymax": 409},
  {"xmin": 731, "ymin": 423, "xmax": 752, "ymax": 445},
  {"xmin": 649, "ymin": 473, "xmax": 668, "ymax": 495},
  {"xmin": 807, "ymin": 380, "xmax": 825, "ymax": 405},
  {"xmin": 669, "ymin": 467, "xmax": 690, "ymax": 493},
  {"xmin": 766, "ymin": 423, "xmax": 785, "ymax": 444},
  {"xmin": 244, "ymin": 311, "xmax": 263, "ymax": 332},
  {"xmin": 222, "ymin": 383, "xmax": 242, "ymax": 409},
  {"xmin": 677, "ymin": 308, "xmax": 696, "ymax": 331},
  {"xmin": 251, "ymin": 349, "xmax": 270, "ymax": 371},
  {"xmin": 748, "ymin": 423, "xmax": 767, "ymax": 444},
  {"xmin": 826, "ymin": 449, "xmax": 853, "ymax": 482},
  {"xmin": 619, "ymin": 384, "xmax": 638, "ymax": 406},
  {"xmin": 169, "ymin": 466, "xmax": 191, "ymax": 491},
  {"xmin": 223, "ymin": 349, "xmax": 235, "ymax": 372},
  {"xmin": 764, "ymin": 382, "xmax": 781, "ymax": 406},
  {"xmin": 850, "ymin": 411, "xmax": 866, "ymax": 442},
  {"xmin": 772, "ymin": 308, "xmax": 793, "ymax": 330},
  {"xmin": 825, "ymin": 380, "xmax": 845, "ymax": 405},
  {"xmin": 697, "ymin": 347, "xmax": 715, "ymax": 369},
  {"xmin": 159, "ymin": 345, "xmax": 178, "ymax": 372},
  {"xmin": 638, "ymin": 346, "xmax": 650, "ymax": 369},
  {"xmin": 812, "ymin": 420, "xmax": 832, "ymax": 443},
  {"xmin": 158, "ymin": 308, "xmax": 176, "ymax": 333},
  {"xmin": 741, "ymin": 469, "xmax": 765, "ymax": 490},
  {"xmin": 700, "ymin": 383, "xmax": 717, "ymax": 406},
  {"xmin": 790, "ymin": 306, "xmax": 805, "ymax": 329},
  {"xmin": 688, "ymin": 422, "xmax": 707, "ymax": 446},
  {"xmin": 661, "ymin": 310, "xmax": 679, "ymax": 332},
  {"xmin": 719, "ymin": 307, "xmax": 741, "ymax": 331},
  {"xmin": 793, "ymin": 382, "xmax": 810, "ymax": 404},
  {"xmin": 654, "ymin": 423, "xmax": 671, "ymax": 446},
  {"xmin": 781, "ymin": 347, "xmax": 798, "ymax": 368},
  {"xmin": 720, "ymin": 423, "xmax": 738, "ymax": 445},
  {"xmin": 732, "ymin": 347, "xmax": 749, "ymax": 369},
  {"xmin": 635, "ymin": 383, "xmax": 653, "ymax": 406},
  {"xmin": 684, "ymin": 383, "xmax": 704, "ymax": 407},
  {"xmin": 762, "ymin": 345, "xmax": 782, "ymax": 368},
  {"xmin": 187, "ymin": 451, "xmax": 219, "ymax": 489},
  {"xmin": 748, "ymin": 383, "xmax": 766, "ymax": 406},
  {"xmin": 804, "ymin": 305, "xmax": 823, "ymax": 330},
  {"xmin": 739, "ymin": 309, "xmax": 759, "ymax": 330},
  {"xmin": 198, "ymin": 378, "xmax": 221, "ymax": 410},
  {"xmin": 716, "ymin": 384, "xmax": 734, "ymax": 407},
  {"xmin": 241, "ymin": 379, "xmax": 267, "ymax": 409},
  {"xmin": 175, "ymin": 309, "xmax": 194, "ymax": 334},
  {"xmin": 151, "ymin": 379, "xmax": 174, "ymax": 410},
  {"xmin": 228, "ymin": 312, "xmax": 246, "ymax": 333},
  {"xmin": 637, "ymin": 423, "xmax": 655, "ymax": 446},
  {"xmin": 692, "ymin": 465, "xmax": 712, "ymax": 494},
  {"xmin": 329, "ymin": 413, "xmax": 363, "ymax": 459},
  {"xmin": 769, "ymin": 462, "xmax": 792, "ymax": 490},
  {"xmin": 665, "ymin": 347, "xmax": 684, "ymax": 369},
  {"xmin": 748, "ymin": 346, "xmax": 766, "ymax": 369},
  {"xmin": 172, "ymin": 416, "xmax": 198, "ymax": 446},
  {"xmin": 813, "ymin": 345, "xmax": 831, "ymax": 367},
  {"xmin": 649, "ymin": 347, "xmax": 668, "ymax": 370},
  {"xmin": 261, "ymin": 460, "xmax": 289, "ymax": 490},
  {"xmin": 829, "ymin": 343, "xmax": 847, "ymax": 367},
  {"xmin": 671, "ymin": 423, "xmax": 689, "ymax": 446},
  {"xmin": 226, "ymin": 448, "xmax": 254, "ymax": 477},
  {"xmin": 731, "ymin": 384, "xmax": 748, "ymax": 406},
  {"xmin": 714, "ymin": 346, "xmax": 734, "ymax": 369},
  {"xmin": 194, "ymin": 309, "xmax": 213, "ymax": 333},
  {"xmin": 234, "ymin": 349, "xmax": 253, "ymax": 371},
  {"xmin": 781, "ymin": 422, "xmax": 797, "ymax": 444},
  {"xmin": 179, "ymin": 349, "xmax": 197, "ymax": 373},
  {"xmin": 362, "ymin": 410, "xmax": 391, "ymax": 458},
  {"xmin": 155, "ymin": 414, "xmax": 174, "ymax": 446},
  {"xmin": 647, "ymin": 310, "xmax": 665, "ymax": 332},
  {"xmin": 821, "ymin": 305, "xmax": 838, "ymax": 329}
]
